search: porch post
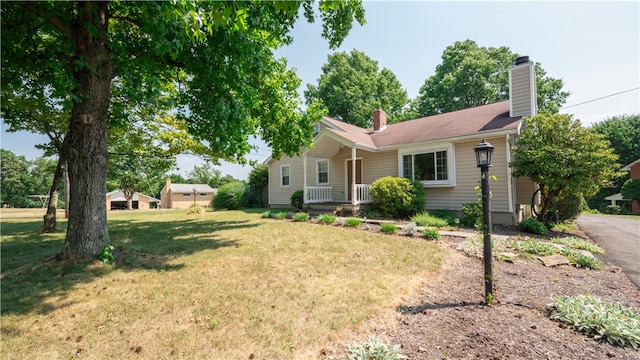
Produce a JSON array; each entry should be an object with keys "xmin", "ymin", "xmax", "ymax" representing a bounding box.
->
[
  {"xmin": 351, "ymin": 146, "xmax": 356, "ymax": 206},
  {"xmin": 303, "ymin": 154, "xmax": 307, "ymax": 204}
]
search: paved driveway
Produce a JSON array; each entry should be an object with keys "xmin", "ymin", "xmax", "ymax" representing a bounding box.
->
[{"xmin": 577, "ymin": 214, "xmax": 640, "ymax": 288}]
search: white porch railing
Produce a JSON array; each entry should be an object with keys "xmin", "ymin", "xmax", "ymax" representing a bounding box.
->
[
  {"xmin": 305, "ymin": 186, "xmax": 333, "ymax": 203},
  {"xmin": 353, "ymin": 184, "xmax": 372, "ymax": 205}
]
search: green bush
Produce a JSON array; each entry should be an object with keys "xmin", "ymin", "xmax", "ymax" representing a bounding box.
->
[
  {"xmin": 605, "ymin": 205, "xmax": 621, "ymax": 215},
  {"xmin": 347, "ymin": 336, "xmax": 406, "ymax": 360},
  {"xmin": 423, "ymin": 228, "xmax": 440, "ymax": 240},
  {"xmin": 554, "ymin": 191, "xmax": 586, "ymax": 222},
  {"xmin": 343, "ymin": 218, "xmax": 362, "ymax": 227},
  {"xmin": 261, "ymin": 210, "xmax": 272, "ymax": 219},
  {"xmin": 274, "ymin": 211, "xmax": 287, "ymax": 220},
  {"xmin": 379, "ymin": 223, "xmax": 397, "ymax": 234},
  {"xmin": 461, "ymin": 202, "xmax": 482, "ymax": 229},
  {"xmin": 550, "ymin": 295, "xmax": 640, "ymax": 349},
  {"xmin": 290, "ymin": 190, "xmax": 304, "ymax": 210},
  {"xmin": 292, "ymin": 212, "xmax": 310, "ymax": 222},
  {"xmin": 97, "ymin": 245, "xmax": 116, "ymax": 264},
  {"xmin": 410, "ymin": 212, "xmax": 448, "ymax": 227},
  {"xmin": 520, "ymin": 217, "xmax": 548, "ymax": 236},
  {"xmin": 214, "ymin": 181, "xmax": 246, "ymax": 210},
  {"xmin": 429, "ymin": 209, "xmax": 459, "ymax": 226},
  {"xmin": 369, "ymin": 177, "xmax": 425, "ymax": 218},
  {"xmin": 240, "ymin": 186, "xmax": 262, "ymax": 208},
  {"xmin": 316, "ymin": 213, "xmax": 337, "ymax": 225}
]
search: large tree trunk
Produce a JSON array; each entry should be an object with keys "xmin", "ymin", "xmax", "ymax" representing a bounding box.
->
[
  {"xmin": 60, "ymin": 2, "xmax": 114, "ymax": 259},
  {"xmin": 42, "ymin": 159, "xmax": 65, "ymax": 233}
]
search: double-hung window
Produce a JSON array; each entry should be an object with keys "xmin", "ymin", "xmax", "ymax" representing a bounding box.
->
[
  {"xmin": 402, "ymin": 146, "xmax": 453, "ymax": 186},
  {"xmin": 317, "ymin": 159, "xmax": 329, "ymax": 185},
  {"xmin": 281, "ymin": 165, "xmax": 290, "ymax": 187}
]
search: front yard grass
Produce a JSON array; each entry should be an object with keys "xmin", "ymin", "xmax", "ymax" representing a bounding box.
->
[{"xmin": 1, "ymin": 209, "xmax": 445, "ymax": 359}]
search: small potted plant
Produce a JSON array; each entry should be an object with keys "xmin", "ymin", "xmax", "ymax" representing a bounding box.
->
[{"xmin": 335, "ymin": 205, "xmax": 345, "ymax": 217}]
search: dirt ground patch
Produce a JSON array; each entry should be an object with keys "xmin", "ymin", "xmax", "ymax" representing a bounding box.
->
[{"xmin": 319, "ymin": 227, "xmax": 640, "ymax": 359}]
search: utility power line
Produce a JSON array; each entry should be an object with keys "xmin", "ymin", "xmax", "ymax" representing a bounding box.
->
[{"xmin": 560, "ymin": 87, "xmax": 639, "ymax": 110}]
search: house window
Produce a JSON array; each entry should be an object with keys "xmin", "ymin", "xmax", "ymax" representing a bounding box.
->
[
  {"xmin": 199, "ymin": 193, "xmax": 207, "ymax": 197},
  {"xmin": 182, "ymin": 193, "xmax": 191, "ymax": 197},
  {"xmin": 281, "ymin": 165, "xmax": 290, "ymax": 187},
  {"xmin": 317, "ymin": 159, "xmax": 329, "ymax": 185},
  {"xmin": 403, "ymin": 150, "xmax": 449, "ymax": 183}
]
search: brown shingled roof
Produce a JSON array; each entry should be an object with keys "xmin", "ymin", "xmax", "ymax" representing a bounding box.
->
[{"xmin": 319, "ymin": 101, "xmax": 522, "ymax": 150}]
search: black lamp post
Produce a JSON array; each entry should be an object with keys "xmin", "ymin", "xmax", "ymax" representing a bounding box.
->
[
  {"xmin": 474, "ymin": 138, "xmax": 495, "ymax": 305},
  {"xmin": 192, "ymin": 187, "xmax": 197, "ymax": 205}
]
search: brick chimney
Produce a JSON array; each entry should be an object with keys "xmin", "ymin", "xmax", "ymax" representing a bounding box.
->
[
  {"xmin": 509, "ymin": 56, "xmax": 538, "ymax": 118},
  {"xmin": 373, "ymin": 109, "xmax": 387, "ymax": 132}
]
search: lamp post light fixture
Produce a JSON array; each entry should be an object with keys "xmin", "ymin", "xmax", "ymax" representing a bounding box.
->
[
  {"xmin": 192, "ymin": 187, "xmax": 197, "ymax": 205},
  {"xmin": 474, "ymin": 138, "xmax": 495, "ymax": 305}
]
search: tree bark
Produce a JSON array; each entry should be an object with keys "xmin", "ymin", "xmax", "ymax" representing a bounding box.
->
[
  {"xmin": 42, "ymin": 159, "xmax": 65, "ymax": 233},
  {"xmin": 60, "ymin": 2, "xmax": 114, "ymax": 259}
]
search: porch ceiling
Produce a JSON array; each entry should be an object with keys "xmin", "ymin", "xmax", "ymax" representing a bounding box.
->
[{"xmin": 306, "ymin": 135, "xmax": 348, "ymax": 158}]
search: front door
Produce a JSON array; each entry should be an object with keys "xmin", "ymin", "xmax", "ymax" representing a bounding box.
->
[{"xmin": 347, "ymin": 159, "xmax": 362, "ymax": 201}]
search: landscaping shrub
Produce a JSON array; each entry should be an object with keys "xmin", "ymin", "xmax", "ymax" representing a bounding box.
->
[
  {"xmin": 551, "ymin": 236, "xmax": 604, "ymax": 254},
  {"xmin": 343, "ymin": 218, "xmax": 362, "ymax": 227},
  {"xmin": 402, "ymin": 222, "xmax": 416, "ymax": 236},
  {"xmin": 410, "ymin": 212, "xmax": 448, "ymax": 227},
  {"xmin": 214, "ymin": 181, "xmax": 246, "ymax": 210},
  {"xmin": 554, "ymin": 191, "xmax": 586, "ymax": 222},
  {"xmin": 604, "ymin": 205, "xmax": 621, "ymax": 215},
  {"xmin": 423, "ymin": 228, "xmax": 440, "ymax": 240},
  {"xmin": 461, "ymin": 202, "xmax": 482, "ymax": 229},
  {"xmin": 316, "ymin": 213, "xmax": 337, "ymax": 225},
  {"xmin": 429, "ymin": 209, "xmax": 459, "ymax": 226},
  {"xmin": 274, "ymin": 211, "xmax": 287, "ymax": 220},
  {"xmin": 240, "ymin": 186, "xmax": 263, "ymax": 208},
  {"xmin": 292, "ymin": 212, "xmax": 310, "ymax": 222},
  {"xmin": 573, "ymin": 254, "xmax": 603, "ymax": 270},
  {"xmin": 347, "ymin": 336, "xmax": 406, "ymax": 360},
  {"xmin": 379, "ymin": 223, "xmax": 397, "ymax": 234},
  {"xmin": 512, "ymin": 239, "xmax": 556, "ymax": 256},
  {"xmin": 550, "ymin": 295, "xmax": 640, "ymax": 349},
  {"xmin": 520, "ymin": 217, "xmax": 548, "ymax": 236},
  {"xmin": 187, "ymin": 203, "xmax": 204, "ymax": 215},
  {"xmin": 369, "ymin": 176, "xmax": 425, "ymax": 218},
  {"xmin": 261, "ymin": 210, "xmax": 272, "ymax": 219},
  {"xmin": 290, "ymin": 190, "xmax": 304, "ymax": 210}
]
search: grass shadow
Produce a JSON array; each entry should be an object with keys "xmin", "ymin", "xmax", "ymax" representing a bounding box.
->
[{"xmin": 1, "ymin": 214, "xmax": 259, "ymax": 316}]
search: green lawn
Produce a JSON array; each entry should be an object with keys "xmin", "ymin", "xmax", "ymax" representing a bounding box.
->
[{"xmin": 1, "ymin": 209, "xmax": 445, "ymax": 359}]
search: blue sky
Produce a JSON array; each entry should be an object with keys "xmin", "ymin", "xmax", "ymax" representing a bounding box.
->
[{"xmin": 2, "ymin": 1, "xmax": 638, "ymax": 180}]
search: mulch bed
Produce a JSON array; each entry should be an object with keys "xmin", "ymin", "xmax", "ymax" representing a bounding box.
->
[{"xmin": 318, "ymin": 225, "xmax": 640, "ymax": 359}]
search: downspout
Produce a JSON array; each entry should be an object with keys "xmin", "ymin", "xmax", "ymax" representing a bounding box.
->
[{"xmin": 506, "ymin": 134, "xmax": 515, "ymax": 224}]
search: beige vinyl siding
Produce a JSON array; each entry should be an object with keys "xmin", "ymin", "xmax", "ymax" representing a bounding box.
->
[
  {"xmin": 515, "ymin": 175, "xmax": 537, "ymax": 206},
  {"xmin": 268, "ymin": 155, "xmax": 305, "ymax": 206},
  {"xmin": 425, "ymin": 137, "xmax": 511, "ymax": 214},
  {"xmin": 510, "ymin": 64, "xmax": 536, "ymax": 117}
]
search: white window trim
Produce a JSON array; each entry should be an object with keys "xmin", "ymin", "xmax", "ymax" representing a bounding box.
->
[
  {"xmin": 316, "ymin": 159, "xmax": 329, "ymax": 185},
  {"xmin": 398, "ymin": 143, "xmax": 456, "ymax": 187},
  {"xmin": 280, "ymin": 165, "xmax": 291, "ymax": 187}
]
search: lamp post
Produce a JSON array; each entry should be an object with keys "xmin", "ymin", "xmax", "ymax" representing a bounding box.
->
[
  {"xmin": 474, "ymin": 138, "xmax": 495, "ymax": 305},
  {"xmin": 192, "ymin": 187, "xmax": 197, "ymax": 205}
]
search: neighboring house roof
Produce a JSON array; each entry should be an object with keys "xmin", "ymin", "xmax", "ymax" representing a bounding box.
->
[
  {"xmin": 168, "ymin": 184, "xmax": 216, "ymax": 194},
  {"xmin": 319, "ymin": 101, "xmax": 521, "ymax": 150},
  {"xmin": 106, "ymin": 190, "xmax": 159, "ymax": 202},
  {"xmin": 622, "ymin": 158, "xmax": 640, "ymax": 171}
]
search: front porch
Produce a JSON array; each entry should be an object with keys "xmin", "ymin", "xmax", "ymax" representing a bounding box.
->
[{"xmin": 303, "ymin": 184, "xmax": 372, "ymax": 205}]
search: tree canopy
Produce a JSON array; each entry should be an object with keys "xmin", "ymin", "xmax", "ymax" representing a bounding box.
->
[
  {"xmin": 591, "ymin": 114, "xmax": 640, "ymax": 168},
  {"xmin": 304, "ymin": 49, "xmax": 410, "ymax": 128},
  {"xmin": 511, "ymin": 113, "xmax": 621, "ymax": 223},
  {"xmin": 416, "ymin": 40, "xmax": 570, "ymax": 116},
  {"xmin": 1, "ymin": 1, "xmax": 365, "ymax": 259}
]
